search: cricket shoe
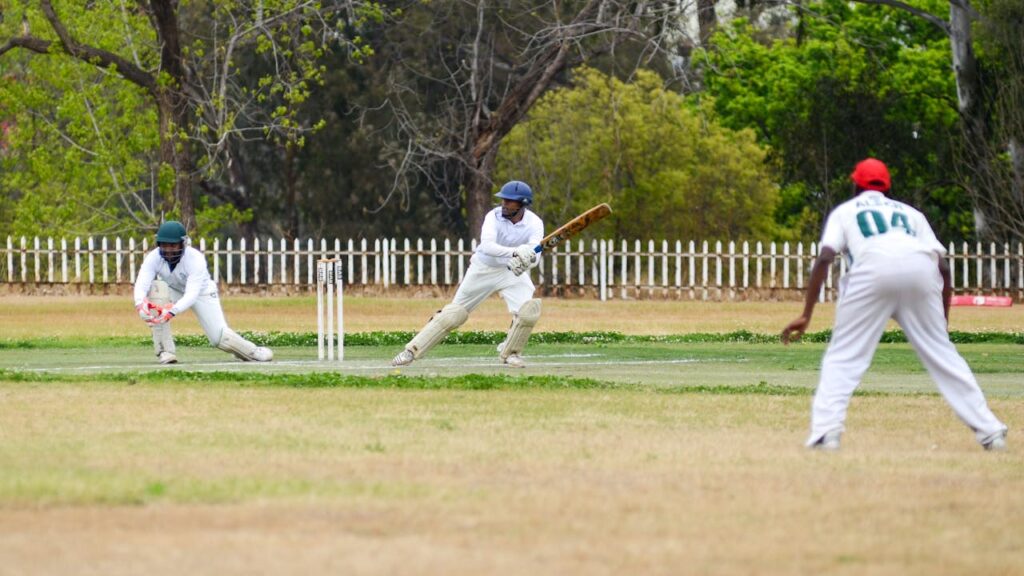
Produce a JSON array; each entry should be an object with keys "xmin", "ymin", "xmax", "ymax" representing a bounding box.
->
[
  {"xmin": 496, "ymin": 340, "xmax": 507, "ymax": 355},
  {"xmin": 251, "ymin": 347, "xmax": 274, "ymax": 362},
  {"xmin": 810, "ymin": 430, "xmax": 841, "ymax": 452},
  {"xmin": 392, "ymin": 349, "xmax": 415, "ymax": 367},
  {"xmin": 503, "ymin": 353, "xmax": 526, "ymax": 368},
  {"xmin": 983, "ymin": 431, "xmax": 1007, "ymax": 452},
  {"xmin": 157, "ymin": 351, "xmax": 178, "ymax": 365}
]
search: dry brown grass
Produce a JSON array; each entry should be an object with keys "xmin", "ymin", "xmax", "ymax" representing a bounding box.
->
[
  {"xmin": 0, "ymin": 386, "xmax": 1020, "ymax": 575},
  {"xmin": 2, "ymin": 294, "xmax": 1022, "ymax": 337}
]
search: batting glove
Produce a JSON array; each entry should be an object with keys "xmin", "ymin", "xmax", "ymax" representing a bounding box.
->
[
  {"xmin": 509, "ymin": 254, "xmax": 530, "ymax": 276},
  {"xmin": 513, "ymin": 244, "xmax": 537, "ymax": 264}
]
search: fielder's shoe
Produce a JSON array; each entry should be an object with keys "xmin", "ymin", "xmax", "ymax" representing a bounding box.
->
[
  {"xmin": 157, "ymin": 351, "xmax": 178, "ymax": 365},
  {"xmin": 810, "ymin": 430, "xmax": 841, "ymax": 452},
  {"xmin": 983, "ymin": 431, "xmax": 1007, "ymax": 452},
  {"xmin": 503, "ymin": 353, "xmax": 526, "ymax": 368},
  {"xmin": 251, "ymin": 347, "xmax": 274, "ymax": 362},
  {"xmin": 392, "ymin": 349, "xmax": 415, "ymax": 367}
]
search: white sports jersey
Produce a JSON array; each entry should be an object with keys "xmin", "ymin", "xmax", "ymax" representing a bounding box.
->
[
  {"xmin": 133, "ymin": 246, "xmax": 215, "ymax": 316},
  {"xmin": 819, "ymin": 191, "xmax": 945, "ymax": 269},
  {"xmin": 472, "ymin": 207, "xmax": 544, "ymax": 268}
]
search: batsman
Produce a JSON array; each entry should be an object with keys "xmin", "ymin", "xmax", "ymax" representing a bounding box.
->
[
  {"xmin": 392, "ymin": 181, "xmax": 544, "ymax": 368},
  {"xmin": 133, "ymin": 221, "xmax": 274, "ymax": 364}
]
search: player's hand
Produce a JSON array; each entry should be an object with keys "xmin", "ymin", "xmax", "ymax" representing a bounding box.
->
[
  {"xmin": 781, "ymin": 316, "xmax": 810, "ymax": 345},
  {"xmin": 513, "ymin": 244, "xmax": 537, "ymax": 264},
  {"xmin": 147, "ymin": 308, "xmax": 175, "ymax": 326},
  {"xmin": 137, "ymin": 300, "xmax": 158, "ymax": 323},
  {"xmin": 509, "ymin": 254, "xmax": 530, "ymax": 276}
]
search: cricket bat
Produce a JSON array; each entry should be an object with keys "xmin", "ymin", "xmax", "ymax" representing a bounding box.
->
[{"xmin": 533, "ymin": 203, "xmax": 612, "ymax": 253}]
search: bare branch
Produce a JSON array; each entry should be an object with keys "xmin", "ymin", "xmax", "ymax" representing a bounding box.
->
[{"xmin": 0, "ymin": 35, "xmax": 53, "ymax": 57}]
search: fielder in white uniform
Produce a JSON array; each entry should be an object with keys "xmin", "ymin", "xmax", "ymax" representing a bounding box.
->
[
  {"xmin": 133, "ymin": 221, "xmax": 273, "ymax": 364},
  {"xmin": 782, "ymin": 158, "xmax": 1007, "ymax": 451},
  {"xmin": 392, "ymin": 181, "xmax": 545, "ymax": 368}
]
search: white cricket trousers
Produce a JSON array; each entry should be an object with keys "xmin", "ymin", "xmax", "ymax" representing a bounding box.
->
[
  {"xmin": 808, "ymin": 252, "xmax": 1007, "ymax": 446},
  {"xmin": 150, "ymin": 285, "xmax": 229, "ymax": 356},
  {"xmin": 452, "ymin": 262, "xmax": 536, "ymax": 314}
]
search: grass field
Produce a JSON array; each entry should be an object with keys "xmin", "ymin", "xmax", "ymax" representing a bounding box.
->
[{"xmin": 0, "ymin": 295, "xmax": 1022, "ymax": 575}]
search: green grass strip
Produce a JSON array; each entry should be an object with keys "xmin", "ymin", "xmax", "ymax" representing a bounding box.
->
[
  {"xmin": 0, "ymin": 368, "xmax": 907, "ymax": 397},
  {"xmin": 2, "ymin": 329, "xmax": 1023, "ymax": 350}
]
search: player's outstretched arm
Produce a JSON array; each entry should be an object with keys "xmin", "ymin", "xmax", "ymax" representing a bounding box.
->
[
  {"xmin": 938, "ymin": 257, "xmax": 952, "ymax": 324},
  {"xmin": 782, "ymin": 247, "xmax": 837, "ymax": 345}
]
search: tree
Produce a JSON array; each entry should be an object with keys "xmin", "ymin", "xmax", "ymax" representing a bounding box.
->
[
  {"xmin": 370, "ymin": 0, "xmax": 686, "ymax": 237},
  {"xmin": 497, "ymin": 67, "xmax": 781, "ymax": 240},
  {"xmin": 0, "ymin": 0, "xmax": 378, "ymax": 232},
  {"xmin": 701, "ymin": 2, "xmax": 973, "ymax": 240},
  {"xmin": 848, "ymin": 0, "xmax": 1024, "ymax": 238}
]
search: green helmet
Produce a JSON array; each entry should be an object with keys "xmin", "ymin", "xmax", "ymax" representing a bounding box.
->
[
  {"xmin": 156, "ymin": 221, "xmax": 188, "ymax": 244},
  {"xmin": 156, "ymin": 221, "xmax": 188, "ymax": 265}
]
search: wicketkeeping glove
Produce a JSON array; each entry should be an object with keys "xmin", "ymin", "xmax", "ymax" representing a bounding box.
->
[
  {"xmin": 137, "ymin": 300, "xmax": 157, "ymax": 323},
  {"xmin": 147, "ymin": 308, "xmax": 175, "ymax": 326}
]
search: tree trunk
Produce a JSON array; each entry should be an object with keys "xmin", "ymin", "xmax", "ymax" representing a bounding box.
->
[
  {"xmin": 697, "ymin": 0, "xmax": 718, "ymax": 45},
  {"xmin": 949, "ymin": 0, "xmax": 996, "ymax": 236},
  {"xmin": 151, "ymin": 0, "xmax": 196, "ymax": 230},
  {"xmin": 156, "ymin": 89, "xmax": 195, "ymax": 230},
  {"xmin": 1010, "ymin": 137, "xmax": 1024, "ymax": 206},
  {"xmin": 464, "ymin": 141, "xmax": 500, "ymax": 238}
]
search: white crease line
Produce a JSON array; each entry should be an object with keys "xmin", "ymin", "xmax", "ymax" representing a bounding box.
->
[{"xmin": 20, "ymin": 357, "xmax": 719, "ymax": 374}]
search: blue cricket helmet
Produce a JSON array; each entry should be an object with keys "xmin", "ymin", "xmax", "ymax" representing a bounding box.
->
[{"xmin": 496, "ymin": 180, "xmax": 533, "ymax": 206}]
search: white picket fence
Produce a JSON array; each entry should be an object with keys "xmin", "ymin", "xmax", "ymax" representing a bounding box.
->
[{"xmin": 2, "ymin": 235, "xmax": 1023, "ymax": 300}]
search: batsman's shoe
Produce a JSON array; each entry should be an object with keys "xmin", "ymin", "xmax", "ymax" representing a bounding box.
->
[
  {"xmin": 983, "ymin": 431, "xmax": 1007, "ymax": 452},
  {"xmin": 157, "ymin": 351, "xmax": 178, "ymax": 365},
  {"xmin": 496, "ymin": 340, "xmax": 507, "ymax": 355},
  {"xmin": 810, "ymin": 430, "xmax": 841, "ymax": 451},
  {"xmin": 392, "ymin": 349, "xmax": 415, "ymax": 367},
  {"xmin": 503, "ymin": 353, "xmax": 526, "ymax": 368}
]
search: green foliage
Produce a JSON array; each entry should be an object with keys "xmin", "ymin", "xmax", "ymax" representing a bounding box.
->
[
  {"xmin": 0, "ymin": 367, "xmax": 820, "ymax": 396},
  {"xmin": 497, "ymin": 68, "xmax": 782, "ymax": 240},
  {"xmin": 0, "ymin": 1, "xmax": 385, "ymax": 237},
  {"xmin": 0, "ymin": 3, "xmax": 165, "ymax": 236},
  {"xmin": 701, "ymin": 1, "xmax": 973, "ymax": 240}
]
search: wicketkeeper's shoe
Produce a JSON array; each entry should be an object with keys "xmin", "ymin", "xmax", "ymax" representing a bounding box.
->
[
  {"xmin": 391, "ymin": 349, "xmax": 415, "ymax": 367},
  {"xmin": 251, "ymin": 347, "xmax": 274, "ymax": 362},
  {"xmin": 983, "ymin": 431, "xmax": 1007, "ymax": 452},
  {"xmin": 809, "ymin": 430, "xmax": 841, "ymax": 451},
  {"xmin": 503, "ymin": 353, "xmax": 525, "ymax": 368},
  {"xmin": 157, "ymin": 351, "xmax": 178, "ymax": 365}
]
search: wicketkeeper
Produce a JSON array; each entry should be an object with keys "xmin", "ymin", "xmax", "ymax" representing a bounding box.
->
[
  {"xmin": 133, "ymin": 221, "xmax": 274, "ymax": 364},
  {"xmin": 392, "ymin": 181, "xmax": 545, "ymax": 367}
]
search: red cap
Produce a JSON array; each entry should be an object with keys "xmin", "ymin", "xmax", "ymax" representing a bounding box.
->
[{"xmin": 850, "ymin": 158, "xmax": 891, "ymax": 192}]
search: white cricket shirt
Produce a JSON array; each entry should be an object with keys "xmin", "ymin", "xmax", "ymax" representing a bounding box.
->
[
  {"xmin": 133, "ymin": 246, "xmax": 214, "ymax": 316},
  {"xmin": 819, "ymin": 191, "xmax": 946, "ymax": 269},
  {"xmin": 472, "ymin": 207, "xmax": 545, "ymax": 268}
]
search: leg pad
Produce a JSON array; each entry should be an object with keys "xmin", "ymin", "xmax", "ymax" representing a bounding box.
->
[
  {"xmin": 407, "ymin": 304, "xmax": 469, "ymax": 359},
  {"xmin": 500, "ymin": 299, "xmax": 541, "ymax": 359}
]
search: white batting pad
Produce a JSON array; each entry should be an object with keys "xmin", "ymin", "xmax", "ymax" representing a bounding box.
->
[
  {"xmin": 147, "ymin": 280, "xmax": 172, "ymax": 305},
  {"xmin": 500, "ymin": 298, "xmax": 541, "ymax": 359},
  {"xmin": 407, "ymin": 303, "xmax": 469, "ymax": 359},
  {"xmin": 217, "ymin": 327, "xmax": 273, "ymax": 362}
]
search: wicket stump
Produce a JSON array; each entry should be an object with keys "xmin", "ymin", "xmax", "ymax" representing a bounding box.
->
[{"xmin": 316, "ymin": 259, "xmax": 344, "ymax": 361}]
